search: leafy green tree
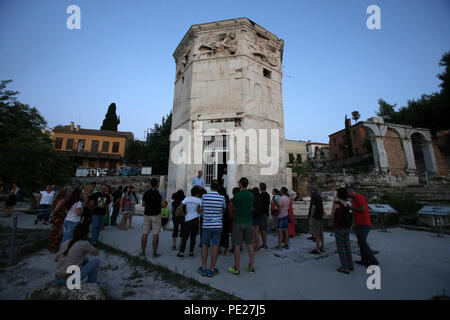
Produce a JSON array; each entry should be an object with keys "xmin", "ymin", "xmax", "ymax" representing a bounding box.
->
[
  {"xmin": 351, "ymin": 110, "xmax": 360, "ymax": 122},
  {"xmin": 145, "ymin": 112, "xmax": 172, "ymax": 174},
  {"xmin": 124, "ymin": 112, "xmax": 172, "ymax": 174},
  {"xmin": 0, "ymin": 80, "xmax": 75, "ymax": 193},
  {"xmin": 124, "ymin": 138, "xmax": 148, "ymax": 166},
  {"xmin": 100, "ymin": 103, "xmax": 120, "ymax": 131},
  {"xmin": 375, "ymin": 51, "xmax": 450, "ymax": 134}
]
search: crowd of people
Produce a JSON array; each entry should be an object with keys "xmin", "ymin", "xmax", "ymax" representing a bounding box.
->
[{"xmin": 1, "ymin": 170, "xmax": 379, "ymax": 285}]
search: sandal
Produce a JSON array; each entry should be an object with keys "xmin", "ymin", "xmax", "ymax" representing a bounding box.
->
[
  {"xmin": 337, "ymin": 267, "xmax": 350, "ymax": 274},
  {"xmin": 309, "ymin": 249, "xmax": 321, "ymax": 254}
]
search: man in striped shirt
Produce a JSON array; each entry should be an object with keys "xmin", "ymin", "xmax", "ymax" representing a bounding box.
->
[{"xmin": 198, "ymin": 180, "xmax": 226, "ymax": 277}]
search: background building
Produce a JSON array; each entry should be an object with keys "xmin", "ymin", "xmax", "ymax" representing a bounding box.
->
[
  {"xmin": 285, "ymin": 139, "xmax": 307, "ymax": 166},
  {"xmin": 306, "ymin": 141, "xmax": 329, "ymax": 160},
  {"xmin": 329, "ymin": 117, "xmax": 449, "ymax": 177},
  {"xmin": 52, "ymin": 122, "xmax": 134, "ymax": 169}
]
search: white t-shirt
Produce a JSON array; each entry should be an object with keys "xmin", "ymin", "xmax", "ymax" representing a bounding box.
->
[
  {"xmin": 182, "ymin": 196, "xmax": 202, "ymax": 222},
  {"xmin": 40, "ymin": 190, "xmax": 55, "ymax": 205},
  {"xmin": 65, "ymin": 201, "xmax": 82, "ymax": 223}
]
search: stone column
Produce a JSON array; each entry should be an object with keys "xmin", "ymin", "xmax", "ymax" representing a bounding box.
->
[
  {"xmin": 423, "ymin": 142, "xmax": 438, "ymax": 173},
  {"xmin": 401, "ymin": 138, "xmax": 417, "ymax": 175},
  {"xmin": 371, "ymin": 137, "xmax": 389, "ymax": 172}
]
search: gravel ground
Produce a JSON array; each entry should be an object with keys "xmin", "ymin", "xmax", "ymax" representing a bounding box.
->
[{"xmin": 0, "ymin": 249, "xmax": 224, "ymax": 300}]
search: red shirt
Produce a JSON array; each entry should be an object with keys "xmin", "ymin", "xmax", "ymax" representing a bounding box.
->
[{"xmin": 351, "ymin": 193, "xmax": 371, "ymax": 226}]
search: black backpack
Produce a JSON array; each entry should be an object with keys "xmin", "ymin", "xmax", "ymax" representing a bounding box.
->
[{"xmin": 340, "ymin": 204, "xmax": 353, "ymax": 228}]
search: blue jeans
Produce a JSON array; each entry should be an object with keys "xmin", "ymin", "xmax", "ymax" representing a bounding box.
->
[
  {"xmin": 355, "ymin": 225, "xmax": 379, "ymax": 265},
  {"xmin": 91, "ymin": 215, "xmax": 104, "ymax": 245},
  {"xmin": 55, "ymin": 258, "xmax": 100, "ymax": 285},
  {"xmin": 201, "ymin": 228, "xmax": 222, "ymax": 246},
  {"xmin": 36, "ymin": 204, "xmax": 52, "ymax": 222},
  {"xmin": 61, "ymin": 220, "xmax": 80, "ymax": 245},
  {"xmin": 277, "ymin": 215, "xmax": 289, "ymax": 230}
]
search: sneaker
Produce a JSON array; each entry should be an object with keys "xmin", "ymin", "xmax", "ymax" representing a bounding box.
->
[
  {"xmin": 207, "ymin": 269, "xmax": 215, "ymax": 277},
  {"xmin": 188, "ymin": 252, "xmax": 194, "ymax": 257},
  {"xmin": 247, "ymin": 265, "xmax": 255, "ymax": 274},
  {"xmin": 228, "ymin": 266, "xmax": 240, "ymax": 276},
  {"xmin": 138, "ymin": 253, "xmax": 146, "ymax": 259},
  {"xmin": 211, "ymin": 268, "xmax": 219, "ymax": 275},
  {"xmin": 283, "ymin": 243, "xmax": 289, "ymax": 250},
  {"xmin": 198, "ymin": 267, "xmax": 208, "ymax": 277},
  {"xmin": 152, "ymin": 253, "xmax": 161, "ymax": 258},
  {"xmin": 177, "ymin": 252, "xmax": 184, "ymax": 258}
]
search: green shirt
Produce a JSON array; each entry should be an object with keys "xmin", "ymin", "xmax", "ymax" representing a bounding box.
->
[{"xmin": 232, "ymin": 189, "xmax": 254, "ymax": 224}]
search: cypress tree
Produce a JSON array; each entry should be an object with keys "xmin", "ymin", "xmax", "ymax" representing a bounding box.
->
[{"xmin": 101, "ymin": 103, "xmax": 120, "ymax": 131}]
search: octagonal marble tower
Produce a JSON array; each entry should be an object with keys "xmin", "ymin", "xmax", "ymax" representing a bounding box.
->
[{"xmin": 167, "ymin": 18, "xmax": 286, "ymax": 198}]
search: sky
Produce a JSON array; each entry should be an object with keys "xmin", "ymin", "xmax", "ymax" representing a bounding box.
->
[{"xmin": 0, "ymin": 0, "xmax": 449, "ymax": 142}]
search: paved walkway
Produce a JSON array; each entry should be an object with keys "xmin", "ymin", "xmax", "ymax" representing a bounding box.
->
[{"xmin": 2, "ymin": 211, "xmax": 450, "ymax": 299}]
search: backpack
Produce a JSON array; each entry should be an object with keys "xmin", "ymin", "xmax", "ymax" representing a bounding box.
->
[
  {"xmin": 174, "ymin": 205, "xmax": 185, "ymax": 217},
  {"xmin": 161, "ymin": 206, "xmax": 170, "ymax": 218},
  {"xmin": 339, "ymin": 204, "xmax": 353, "ymax": 228},
  {"xmin": 271, "ymin": 199, "xmax": 279, "ymax": 216}
]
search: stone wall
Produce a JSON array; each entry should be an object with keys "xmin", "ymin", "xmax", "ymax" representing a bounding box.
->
[{"xmin": 71, "ymin": 176, "xmax": 167, "ymax": 194}]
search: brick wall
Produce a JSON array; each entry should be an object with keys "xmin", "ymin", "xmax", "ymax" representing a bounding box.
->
[
  {"xmin": 433, "ymin": 143, "xmax": 450, "ymax": 176},
  {"xmin": 383, "ymin": 128, "xmax": 406, "ymax": 176}
]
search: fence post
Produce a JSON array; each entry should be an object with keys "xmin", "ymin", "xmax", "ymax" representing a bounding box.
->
[{"xmin": 8, "ymin": 215, "xmax": 18, "ymax": 266}]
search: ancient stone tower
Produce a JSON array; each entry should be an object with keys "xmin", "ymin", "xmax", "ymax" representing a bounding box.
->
[{"xmin": 167, "ymin": 18, "xmax": 286, "ymax": 197}]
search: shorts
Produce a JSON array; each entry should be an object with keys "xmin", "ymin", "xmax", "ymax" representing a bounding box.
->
[
  {"xmin": 277, "ymin": 215, "xmax": 289, "ymax": 230},
  {"xmin": 260, "ymin": 215, "xmax": 268, "ymax": 232},
  {"xmin": 231, "ymin": 223, "xmax": 254, "ymax": 246},
  {"xmin": 309, "ymin": 218, "xmax": 324, "ymax": 235},
  {"xmin": 201, "ymin": 228, "xmax": 222, "ymax": 246},
  {"xmin": 252, "ymin": 218, "xmax": 262, "ymax": 227},
  {"xmin": 142, "ymin": 214, "xmax": 161, "ymax": 235}
]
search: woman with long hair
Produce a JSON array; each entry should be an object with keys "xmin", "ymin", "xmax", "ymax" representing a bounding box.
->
[
  {"xmin": 126, "ymin": 186, "xmax": 138, "ymax": 229},
  {"xmin": 54, "ymin": 224, "xmax": 100, "ymax": 285},
  {"xmin": 61, "ymin": 189, "xmax": 82, "ymax": 244},
  {"xmin": 251, "ymin": 187, "xmax": 263, "ymax": 251},
  {"xmin": 331, "ymin": 187, "xmax": 354, "ymax": 274},
  {"xmin": 118, "ymin": 186, "xmax": 130, "ymax": 230},
  {"xmin": 48, "ymin": 185, "xmax": 72, "ymax": 253},
  {"xmin": 171, "ymin": 190, "xmax": 186, "ymax": 250},
  {"xmin": 271, "ymin": 188, "xmax": 281, "ymax": 232}
]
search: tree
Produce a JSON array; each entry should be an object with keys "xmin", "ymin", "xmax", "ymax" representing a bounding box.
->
[
  {"xmin": 100, "ymin": 103, "xmax": 120, "ymax": 131},
  {"xmin": 124, "ymin": 138, "xmax": 148, "ymax": 166},
  {"xmin": 375, "ymin": 51, "xmax": 450, "ymax": 134},
  {"xmin": 0, "ymin": 80, "xmax": 75, "ymax": 193},
  {"xmin": 124, "ymin": 112, "xmax": 172, "ymax": 174},
  {"xmin": 145, "ymin": 112, "xmax": 172, "ymax": 174},
  {"xmin": 351, "ymin": 110, "xmax": 360, "ymax": 123},
  {"xmin": 343, "ymin": 115, "xmax": 354, "ymax": 158}
]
